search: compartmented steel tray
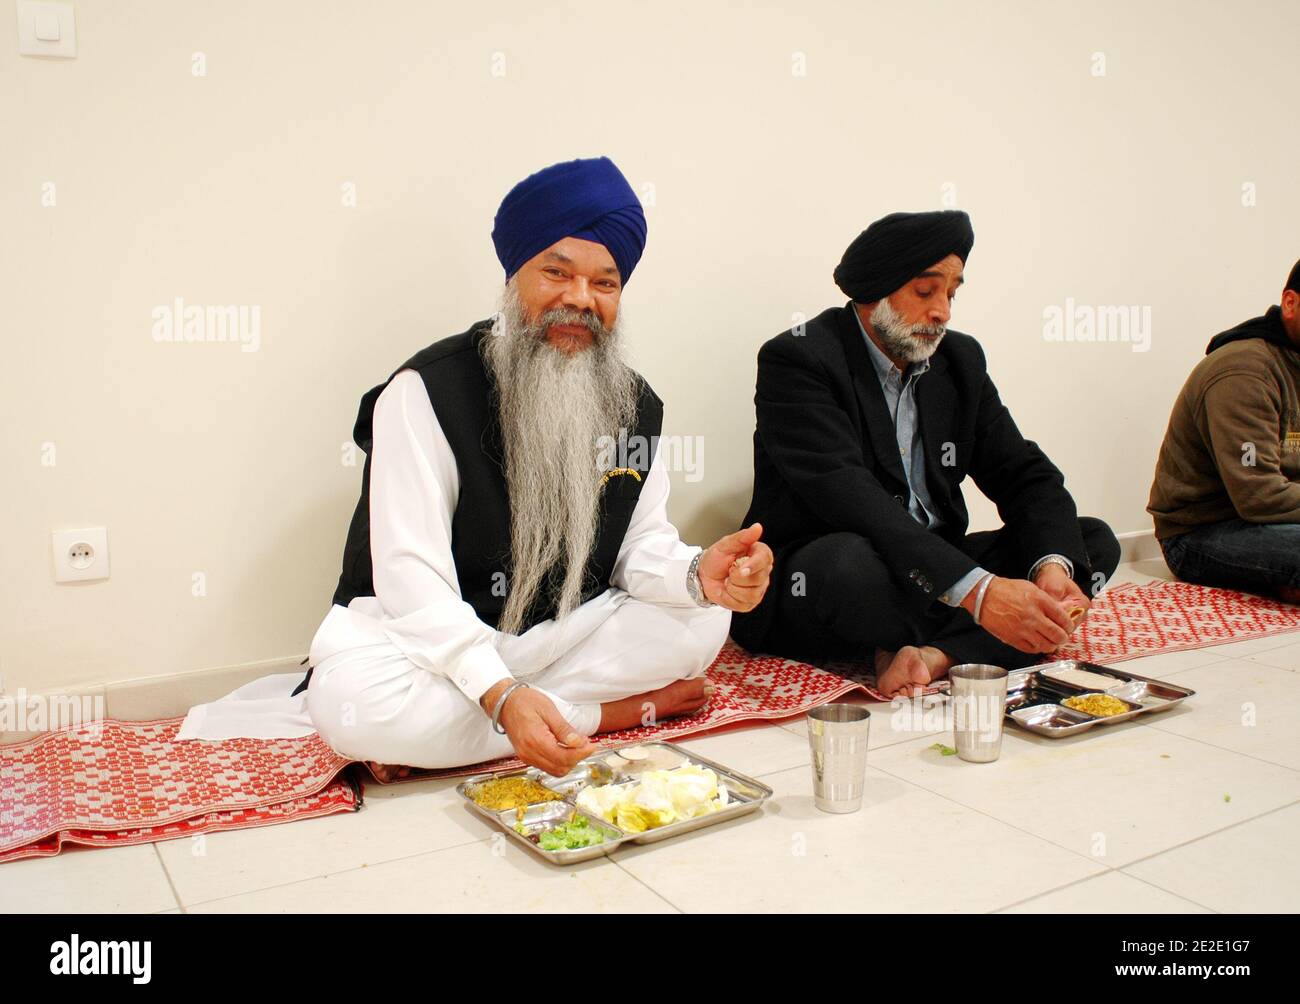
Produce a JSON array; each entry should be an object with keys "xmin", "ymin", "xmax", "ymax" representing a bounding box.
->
[
  {"xmin": 1002, "ymin": 660, "xmax": 1195, "ymax": 737},
  {"xmin": 455, "ymin": 741, "xmax": 774, "ymax": 865}
]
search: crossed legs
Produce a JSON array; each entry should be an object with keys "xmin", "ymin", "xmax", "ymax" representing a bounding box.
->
[
  {"xmin": 305, "ymin": 595, "xmax": 731, "ymax": 773},
  {"xmin": 760, "ymin": 518, "xmax": 1122, "ymax": 693}
]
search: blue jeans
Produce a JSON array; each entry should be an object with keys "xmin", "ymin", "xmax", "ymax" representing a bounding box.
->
[{"xmin": 1160, "ymin": 520, "xmax": 1300, "ymax": 596}]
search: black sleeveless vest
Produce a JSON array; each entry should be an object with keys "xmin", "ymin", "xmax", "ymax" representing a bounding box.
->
[{"xmin": 331, "ymin": 320, "xmax": 664, "ymax": 634}]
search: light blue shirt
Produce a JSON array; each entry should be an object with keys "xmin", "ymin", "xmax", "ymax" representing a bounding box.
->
[
  {"xmin": 853, "ymin": 307, "xmax": 1074, "ymax": 608},
  {"xmin": 854, "ymin": 308, "xmax": 987, "ymax": 606}
]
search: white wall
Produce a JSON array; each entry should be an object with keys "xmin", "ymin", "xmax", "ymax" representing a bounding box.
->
[{"xmin": 3, "ymin": 0, "xmax": 1297, "ymax": 692}]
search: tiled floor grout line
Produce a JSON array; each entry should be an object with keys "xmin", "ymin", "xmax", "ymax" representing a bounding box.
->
[
  {"xmin": 1242, "ymin": 662, "xmax": 1300, "ymax": 674},
  {"xmin": 988, "ymin": 873, "xmax": 1104, "ymax": 914},
  {"xmin": 170, "ymin": 751, "xmax": 815, "ymax": 912},
  {"xmin": 1131, "ymin": 651, "xmax": 1300, "ymax": 773},
  {"xmin": 151, "ymin": 843, "xmax": 186, "ymax": 914},
  {"xmin": 1196, "ymin": 648, "xmax": 1299, "ymax": 667},
  {"xmin": 854, "ymin": 754, "xmax": 1116, "ymax": 876},
  {"xmin": 989, "ymin": 867, "xmax": 1218, "ymax": 915},
  {"xmin": 773, "ymin": 727, "xmax": 954, "ymax": 753},
  {"xmin": 839, "ymin": 727, "xmax": 956, "ymax": 749},
  {"xmin": 755, "ymin": 709, "xmax": 1294, "ymax": 879},
  {"xmin": 749, "ymin": 749, "xmax": 1134, "ymax": 888},
  {"xmin": 183, "ymin": 821, "xmax": 703, "ymax": 912},
  {"xmin": 175, "ymin": 835, "xmax": 492, "ymax": 911},
  {"xmin": 182, "ymin": 829, "xmax": 689, "ymax": 913},
  {"xmin": 610, "ymin": 858, "xmax": 686, "ymax": 914},
  {"xmin": 759, "ymin": 647, "xmax": 1294, "ymax": 905},
  {"xmin": 1115, "ymin": 797, "xmax": 1300, "ymax": 873},
  {"xmin": 988, "ymin": 793, "xmax": 1300, "ymax": 915},
  {"xmin": 859, "ymin": 709, "xmax": 1292, "ymax": 879},
  {"xmin": 660, "ymin": 717, "xmax": 1299, "ymax": 913},
  {"xmin": 750, "ymin": 761, "xmax": 812, "ymax": 781},
  {"xmin": 1114, "ymin": 870, "xmax": 1221, "ymax": 915},
  {"xmin": 1194, "ymin": 638, "xmax": 1300, "ymax": 661},
  {"xmin": 1142, "ymin": 721, "xmax": 1300, "ymax": 774},
  {"xmin": 805, "ymin": 742, "xmax": 1173, "ymax": 914}
]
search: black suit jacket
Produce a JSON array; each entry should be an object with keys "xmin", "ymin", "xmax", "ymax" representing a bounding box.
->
[{"xmin": 734, "ymin": 302, "xmax": 1090, "ymax": 647}]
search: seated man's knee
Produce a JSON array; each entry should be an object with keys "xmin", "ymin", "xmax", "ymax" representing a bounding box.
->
[
  {"xmin": 786, "ymin": 532, "xmax": 888, "ymax": 616},
  {"xmin": 1080, "ymin": 517, "xmax": 1122, "ymax": 582},
  {"xmin": 306, "ymin": 665, "xmax": 382, "ymax": 757},
  {"xmin": 668, "ymin": 603, "xmax": 731, "ymax": 677}
]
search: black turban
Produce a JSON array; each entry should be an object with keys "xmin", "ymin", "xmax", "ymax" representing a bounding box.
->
[{"xmin": 833, "ymin": 210, "xmax": 975, "ymax": 303}]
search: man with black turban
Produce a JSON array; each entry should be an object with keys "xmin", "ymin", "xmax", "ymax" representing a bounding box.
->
[
  {"xmin": 178, "ymin": 157, "xmax": 772, "ymax": 776},
  {"xmin": 731, "ymin": 210, "xmax": 1119, "ymax": 697}
]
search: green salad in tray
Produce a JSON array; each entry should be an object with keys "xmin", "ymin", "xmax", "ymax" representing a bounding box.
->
[{"xmin": 516, "ymin": 814, "xmax": 607, "ymax": 851}]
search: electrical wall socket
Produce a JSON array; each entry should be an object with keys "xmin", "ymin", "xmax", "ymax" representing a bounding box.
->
[{"xmin": 52, "ymin": 527, "xmax": 109, "ymax": 583}]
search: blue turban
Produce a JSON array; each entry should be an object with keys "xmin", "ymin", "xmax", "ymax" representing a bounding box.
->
[{"xmin": 491, "ymin": 157, "xmax": 648, "ymax": 285}]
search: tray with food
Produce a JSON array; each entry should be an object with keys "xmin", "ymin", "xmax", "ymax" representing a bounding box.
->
[
  {"xmin": 1003, "ymin": 660, "xmax": 1195, "ymax": 738},
  {"xmin": 456, "ymin": 741, "xmax": 774, "ymax": 865}
]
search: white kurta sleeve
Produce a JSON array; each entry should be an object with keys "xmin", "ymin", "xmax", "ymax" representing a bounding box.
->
[
  {"xmin": 368, "ymin": 369, "xmax": 514, "ymax": 704},
  {"xmin": 610, "ymin": 443, "xmax": 702, "ymax": 608}
]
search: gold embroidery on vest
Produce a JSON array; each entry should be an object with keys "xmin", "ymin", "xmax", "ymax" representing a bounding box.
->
[{"xmin": 600, "ymin": 467, "xmax": 643, "ymax": 486}]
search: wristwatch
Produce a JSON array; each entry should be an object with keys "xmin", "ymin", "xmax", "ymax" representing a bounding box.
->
[
  {"xmin": 1030, "ymin": 554, "xmax": 1074, "ymax": 581},
  {"xmin": 686, "ymin": 549, "xmax": 714, "ymax": 608}
]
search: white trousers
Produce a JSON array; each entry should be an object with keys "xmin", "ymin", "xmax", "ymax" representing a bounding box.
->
[{"xmin": 305, "ymin": 592, "xmax": 730, "ymax": 769}]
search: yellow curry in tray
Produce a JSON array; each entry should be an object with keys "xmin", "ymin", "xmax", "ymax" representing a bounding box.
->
[
  {"xmin": 466, "ymin": 776, "xmax": 564, "ymax": 811},
  {"xmin": 1062, "ymin": 693, "xmax": 1130, "ymax": 718}
]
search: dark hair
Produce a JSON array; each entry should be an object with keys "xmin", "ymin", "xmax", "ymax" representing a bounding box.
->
[{"xmin": 1287, "ymin": 259, "xmax": 1300, "ymax": 296}]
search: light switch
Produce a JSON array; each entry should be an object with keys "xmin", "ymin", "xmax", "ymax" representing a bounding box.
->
[
  {"xmin": 17, "ymin": 1, "xmax": 76, "ymax": 58},
  {"xmin": 33, "ymin": 7, "xmax": 59, "ymax": 40}
]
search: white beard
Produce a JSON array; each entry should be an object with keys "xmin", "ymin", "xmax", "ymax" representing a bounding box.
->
[
  {"xmin": 869, "ymin": 297, "xmax": 947, "ymax": 363},
  {"xmin": 480, "ymin": 281, "xmax": 640, "ymax": 634}
]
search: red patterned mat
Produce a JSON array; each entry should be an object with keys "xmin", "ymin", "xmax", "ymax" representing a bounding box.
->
[
  {"xmin": 1058, "ymin": 580, "xmax": 1300, "ymax": 663},
  {"xmin": 3, "ymin": 580, "xmax": 1297, "ymax": 863},
  {"xmin": 0, "ymin": 721, "xmax": 357, "ymax": 864}
]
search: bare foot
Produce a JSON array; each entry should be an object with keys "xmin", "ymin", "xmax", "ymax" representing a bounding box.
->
[
  {"xmin": 875, "ymin": 646, "xmax": 953, "ymax": 698},
  {"xmin": 598, "ymin": 677, "xmax": 714, "ymax": 733},
  {"xmin": 874, "ymin": 647, "xmax": 929, "ymax": 698},
  {"xmin": 365, "ymin": 761, "xmax": 412, "ymax": 783}
]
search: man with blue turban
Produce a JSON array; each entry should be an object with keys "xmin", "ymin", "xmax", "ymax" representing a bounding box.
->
[{"xmin": 180, "ymin": 157, "xmax": 772, "ymax": 778}]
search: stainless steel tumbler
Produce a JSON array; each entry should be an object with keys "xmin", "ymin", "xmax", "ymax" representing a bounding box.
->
[
  {"xmin": 807, "ymin": 703, "xmax": 871, "ymax": 813},
  {"xmin": 949, "ymin": 663, "xmax": 1009, "ymax": 763}
]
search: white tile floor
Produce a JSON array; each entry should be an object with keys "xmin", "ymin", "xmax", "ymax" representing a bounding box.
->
[{"xmin": 4, "ymin": 562, "xmax": 1299, "ymax": 914}]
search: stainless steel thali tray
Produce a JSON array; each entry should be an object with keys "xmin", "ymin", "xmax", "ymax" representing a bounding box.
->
[
  {"xmin": 455, "ymin": 741, "xmax": 774, "ymax": 866},
  {"xmin": 1002, "ymin": 660, "xmax": 1195, "ymax": 738}
]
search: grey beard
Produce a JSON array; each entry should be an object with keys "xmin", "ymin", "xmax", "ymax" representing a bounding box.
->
[
  {"xmin": 481, "ymin": 281, "xmax": 640, "ymax": 635},
  {"xmin": 869, "ymin": 297, "xmax": 946, "ymax": 363}
]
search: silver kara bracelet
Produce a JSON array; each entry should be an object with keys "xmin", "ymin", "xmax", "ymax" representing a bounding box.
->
[
  {"xmin": 489, "ymin": 680, "xmax": 530, "ymax": 735},
  {"xmin": 972, "ymin": 573, "xmax": 996, "ymax": 626}
]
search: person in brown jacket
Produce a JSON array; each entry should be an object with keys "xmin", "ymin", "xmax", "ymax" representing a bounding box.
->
[{"xmin": 1148, "ymin": 260, "xmax": 1300, "ymax": 603}]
